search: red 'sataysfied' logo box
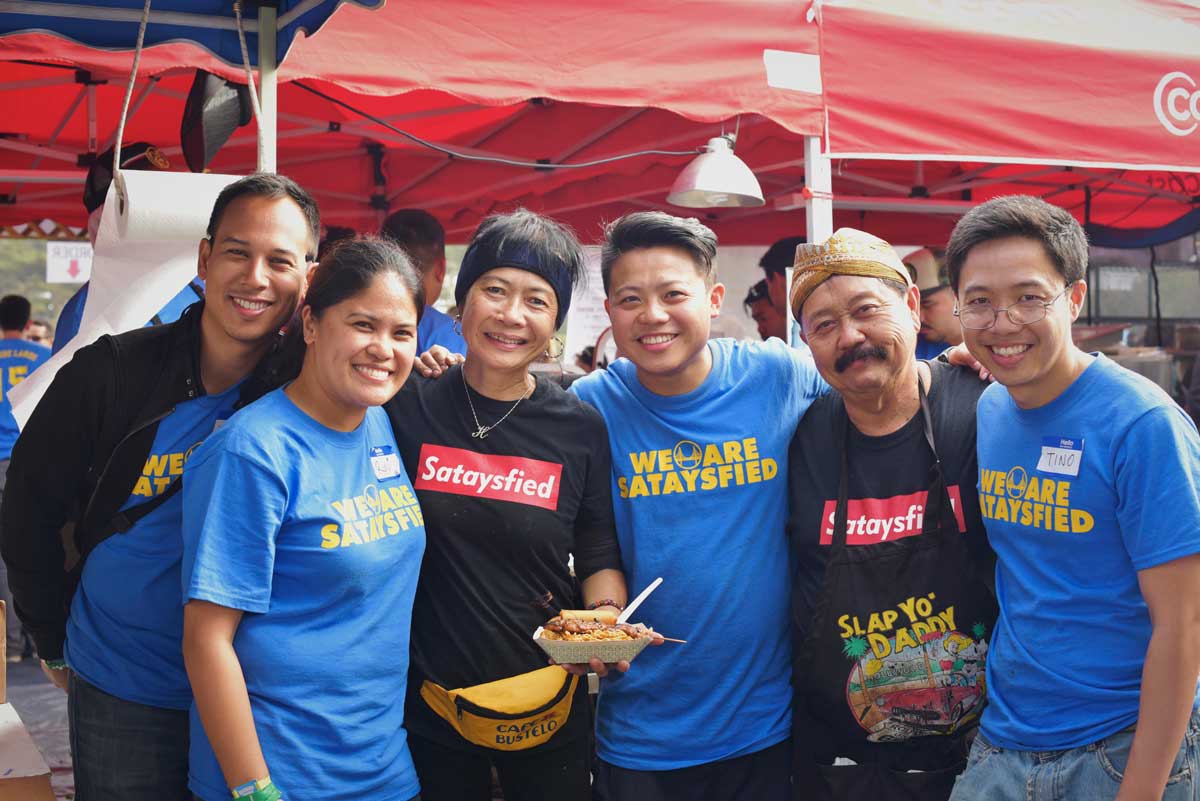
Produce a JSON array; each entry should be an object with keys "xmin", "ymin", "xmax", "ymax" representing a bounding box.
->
[
  {"xmin": 818, "ymin": 486, "xmax": 966, "ymax": 545},
  {"xmin": 415, "ymin": 444, "xmax": 562, "ymax": 511}
]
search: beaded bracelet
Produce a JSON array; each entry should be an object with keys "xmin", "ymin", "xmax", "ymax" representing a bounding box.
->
[{"xmin": 586, "ymin": 599, "xmax": 624, "ymax": 611}]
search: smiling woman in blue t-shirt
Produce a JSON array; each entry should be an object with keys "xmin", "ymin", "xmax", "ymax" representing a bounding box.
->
[{"xmin": 180, "ymin": 239, "xmax": 427, "ymax": 801}]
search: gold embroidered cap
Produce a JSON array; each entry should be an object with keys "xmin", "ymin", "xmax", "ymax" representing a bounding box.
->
[{"xmin": 790, "ymin": 228, "xmax": 912, "ymax": 318}]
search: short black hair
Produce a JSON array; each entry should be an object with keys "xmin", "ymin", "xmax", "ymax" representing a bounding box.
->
[
  {"xmin": 946, "ymin": 195, "xmax": 1088, "ymax": 291},
  {"xmin": 743, "ymin": 278, "xmax": 771, "ymax": 312},
  {"xmin": 760, "ymin": 235, "xmax": 806, "ymax": 277},
  {"xmin": 0, "ymin": 295, "xmax": 32, "ymax": 332},
  {"xmin": 600, "ymin": 211, "xmax": 717, "ymax": 294},
  {"xmin": 318, "ymin": 225, "xmax": 356, "ymax": 261},
  {"xmin": 381, "ymin": 209, "xmax": 445, "ymax": 275},
  {"xmin": 206, "ymin": 173, "xmax": 321, "ymax": 261}
]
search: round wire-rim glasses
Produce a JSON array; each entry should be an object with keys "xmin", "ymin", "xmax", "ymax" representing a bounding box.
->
[{"xmin": 954, "ymin": 283, "xmax": 1076, "ymax": 331}]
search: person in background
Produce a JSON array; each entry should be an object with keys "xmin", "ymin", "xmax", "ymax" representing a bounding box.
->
[
  {"xmin": 317, "ymin": 225, "xmax": 356, "ymax": 260},
  {"xmin": 1, "ymin": 173, "xmax": 317, "ymax": 801},
  {"xmin": 573, "ymin": 213, "xmax": 827, "ymax": 801},
  {"xmin": 905, "ymin": 247, "xmax": 960, "ymax": 360},
  {"xmin": 946, "ymin": 195, "xmax": 1200, "ymax": 801},
  {"xmin": 387, "ymin": 209, "xmax": 626, "ymax": 801},
  {"xmin": 182, "ymin": 238, "xmax": 425, "ymax": 801},
  {"xmin": 25, "ymin": 318, "xmax": 52, "ymax": 347},
  {"xmin": 760, "ymin": 234, "xmax": 809, "ymax": 353},
  {"xmin": 787, "ymin": 229, "xmax": 995, "ymax": 801},
  {"xmin": 53, "ymin": 143, "xmax": 205, "ymax": 355},
  {"xmin": 382, "ymin": 208, "xmax": 468, "ymax": 354},
  {"xmin": 0, "ymin": 295, "xmax": 50, "ymax": 663},
  {"xmin": 744, "ymin": 278, "xmax": 787, "ymax": 341}
]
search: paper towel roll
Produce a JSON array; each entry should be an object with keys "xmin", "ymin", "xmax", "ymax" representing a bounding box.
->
[
  {"xmin": 10, "ymin": 171, "xmax": 244, "ymax": 429},
  {"xmin": 115, "ymin": 170, "xmax": 240, "ymax": 242}
]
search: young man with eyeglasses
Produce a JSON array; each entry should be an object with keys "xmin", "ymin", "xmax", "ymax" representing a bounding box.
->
[{"xmin": 946, "ymin": 195, "xmax": 1200, "ymax": 801}]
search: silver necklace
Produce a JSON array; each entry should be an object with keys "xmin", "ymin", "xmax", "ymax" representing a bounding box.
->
[{"xmin": 461, "ymin": 368, "xmax": 531, "ymax": 439}]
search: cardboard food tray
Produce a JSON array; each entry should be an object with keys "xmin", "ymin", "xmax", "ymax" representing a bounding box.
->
[{"xmin": 532, "ymin": 626, "xmax": 652, "ymax": 664}]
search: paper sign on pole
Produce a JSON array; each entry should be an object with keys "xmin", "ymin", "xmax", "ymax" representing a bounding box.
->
[{"xmin": 45, "ymin": 241, "xmax": 92, "ymax": 284}]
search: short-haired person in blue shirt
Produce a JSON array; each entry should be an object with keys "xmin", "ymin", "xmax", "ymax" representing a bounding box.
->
[
  {"xmin": 945, "ymin": 196, "xmax": 1200, "ymax": 801},
  {"xmin": 382, "ymin": 208, "xmax": 468, "ymax": 355},
  {"xmin": 905, "ymin": 247, "xmax": 958, "ymax": 361},
  {"xmin": 181, "ymin": 238, "xmax": 427, "ymax": 801},
  {"xmin": 0, "ymin": 294, "xmax": 49, "ymax": 660},
  {"xmin": 1, "ymin": 172, "xmax": 319, "ymax": 801},
  {"xmin": 571, "ymin": 212, "xmax": 828, "ymax": 801}
]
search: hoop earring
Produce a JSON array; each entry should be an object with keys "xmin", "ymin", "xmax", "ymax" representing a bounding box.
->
[
  {"xmin": 545, "ymin": 337, "xmax": 565, "ymax": 360},
  {"xmin": 453, "ymin": 317, "xmax": 462, "ymax": 335}
]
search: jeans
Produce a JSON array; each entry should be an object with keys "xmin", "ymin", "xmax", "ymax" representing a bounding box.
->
[
  {"xmin": 69, "ymin": 672, "xmax": 190, "ymax": 801},
  {"xmin": 948, "ymin": 712, "xmax": 1200, "ymax": 801}
]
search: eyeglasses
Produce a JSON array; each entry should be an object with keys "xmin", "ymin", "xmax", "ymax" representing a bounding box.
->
[{"xmin": 954, "ymin": 284, "xmax": 1074, "ymax": 331}]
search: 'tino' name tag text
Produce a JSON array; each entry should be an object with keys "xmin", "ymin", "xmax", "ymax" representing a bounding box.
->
[{"xmin": 1037, "ymin": 436, "xmax": 1083, "ymax": 478}]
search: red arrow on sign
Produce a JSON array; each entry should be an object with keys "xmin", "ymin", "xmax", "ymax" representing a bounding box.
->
[{"xmin": 68, "ymin": 259, "xmax": 80, "ymax": 278}]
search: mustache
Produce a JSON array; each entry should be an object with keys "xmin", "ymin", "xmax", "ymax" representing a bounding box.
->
[{"xmin": 835, "ymin": 343, "xmax": 888, "ymax": 373}]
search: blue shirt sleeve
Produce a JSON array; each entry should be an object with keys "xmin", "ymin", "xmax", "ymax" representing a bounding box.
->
[
  {"xmin": 182, "ymin": 447, "xmax": 288, "ymax": 613},
  {"xmin": 786, "ymin": 342, "xmax": 829, "ymax": 401},
  {"xmin": 52, "ymin": 284, "xmax": 88, "ymax": 355},
  {"xmin": 1114, "ymin": 406, "xmax": 1200, "ymax": 571}
]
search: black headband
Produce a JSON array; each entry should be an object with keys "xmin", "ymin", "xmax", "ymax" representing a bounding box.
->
[{"xmin": 454, "ymin": 238, "xmax": 574, "ymax": 328}]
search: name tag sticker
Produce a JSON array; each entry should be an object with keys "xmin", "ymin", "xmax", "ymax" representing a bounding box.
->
[
  {"xmin": 370, "ymin": 445, "xmax": 402, "ymax": 481},
  {"xmin": 1036, "ymin": 436, "xmax": 1083, "ymax": 477}
]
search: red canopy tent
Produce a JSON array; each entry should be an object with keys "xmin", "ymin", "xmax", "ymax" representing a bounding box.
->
[{"xmin": 0, "ymin": 0, "xmax": 1196, "ymax": 246}]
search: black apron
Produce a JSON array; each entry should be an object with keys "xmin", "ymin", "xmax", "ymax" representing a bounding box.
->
[{"xmin": 794, "ymin": 376, "xmax": 998, "ymax": 801}]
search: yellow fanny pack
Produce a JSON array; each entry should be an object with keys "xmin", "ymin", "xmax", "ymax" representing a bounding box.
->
[{"xmin": 420, "ymin": 666, "xmax": 578, "ymax": 751}]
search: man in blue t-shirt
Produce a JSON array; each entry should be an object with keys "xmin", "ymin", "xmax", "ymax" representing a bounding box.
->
[
  {"xmin": 904, "ymin": 247, "xmax": 957, "ymax": 361},
  {"xmin": 1, "ymin": 174, "xmax": 320, "ymax": 801},
  {"xmin": 0, "ymin": 294, "xmax": 50, "ymax": 661},
  {"xmin": 572, "ymin": 213, "xmax": 826, "ymax": 801},
  {"xmin": 382, "ymin": 208, "xmax": 467, "ymax": 354},
  {"xmin": 945, "ymin": 195, "xmax": 1200, "ymax": 801},
  {"xmin": 52, "ymin": 142, "xmax": 204, "ymax": 356}
]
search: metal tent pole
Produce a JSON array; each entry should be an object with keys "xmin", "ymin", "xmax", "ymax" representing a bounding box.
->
[
  {"xmin": 257, "ymin": 4, "xmax": 277, "ymax": 173},
  {"xmin": 792, "ymin": 135, "xmax": 833, "ymax": 344}
]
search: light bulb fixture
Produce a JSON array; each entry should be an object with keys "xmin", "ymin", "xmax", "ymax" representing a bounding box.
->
[{"xmin": 667, "ymin": 134, "xmax": 764, "ymax": 208}]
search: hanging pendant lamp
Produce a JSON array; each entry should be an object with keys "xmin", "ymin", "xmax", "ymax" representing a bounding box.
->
[{"xmin": 667, "ymin": 134, "xmax": 764, "ymax": 208}]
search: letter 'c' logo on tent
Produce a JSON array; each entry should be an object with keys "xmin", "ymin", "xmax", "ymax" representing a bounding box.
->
[{"xmin": 1154, "ymin": 72, "xmax": 1200, "ymax": 137}]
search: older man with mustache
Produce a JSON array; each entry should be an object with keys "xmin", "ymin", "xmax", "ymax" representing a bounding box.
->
[{"xmin": 784, "ymin": 228, "xmax": 997, "ymax": 801}]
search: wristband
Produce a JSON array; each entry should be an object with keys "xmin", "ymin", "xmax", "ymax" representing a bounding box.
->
[
  {"xmin": 232, "ymin": 778, "xmax": 281, "ymax": 801},
  {"xmin": 42, "ymin": 659, "xmax": 67, "ymax": 671},
  {"xmin": 586, "ymin": 599, "xmax": 624, "ymax": 611}
]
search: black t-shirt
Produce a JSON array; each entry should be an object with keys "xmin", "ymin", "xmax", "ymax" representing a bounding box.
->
[
  {"xmin": 787, "ymin": 361, "xmax": 994, "ymax": 643},
  {"xmin": 386, "ymin": 365, "xmax": 622, "ymax": 748}
]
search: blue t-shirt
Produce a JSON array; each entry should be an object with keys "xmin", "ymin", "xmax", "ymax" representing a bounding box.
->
[
  {"xmin": 572, "ymin": 337, "xmax": 827, "ymax": 770},
  {"xmin": 65, "ymin": 381, "xmax": 241, "ymax": 708},
  {"xmin": 52, "ymin": 280, "xmax": 205, "ymax": 355},
  {"xmin": 915, "ymin": 335, "xmax": 948, "ymax": 361},
  {"xmin": 977, "ymin": 354, "xmax": 1200, "ymax": 750},
  {"xmin": 417, "ymin": 304, "xmax": 467, "ymax": 355},
  {"xmin": 0, "ymin": 337, "xmax": 49, "ymax": 460},
  {"xmin": 182, "ymin": 389, "xmax": 424, "ymax": 801}
]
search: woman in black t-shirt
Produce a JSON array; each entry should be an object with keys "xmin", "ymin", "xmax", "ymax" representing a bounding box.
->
[{"xmin": 385, "ymin": 209, "xmax": 626, "ymax": 801}]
